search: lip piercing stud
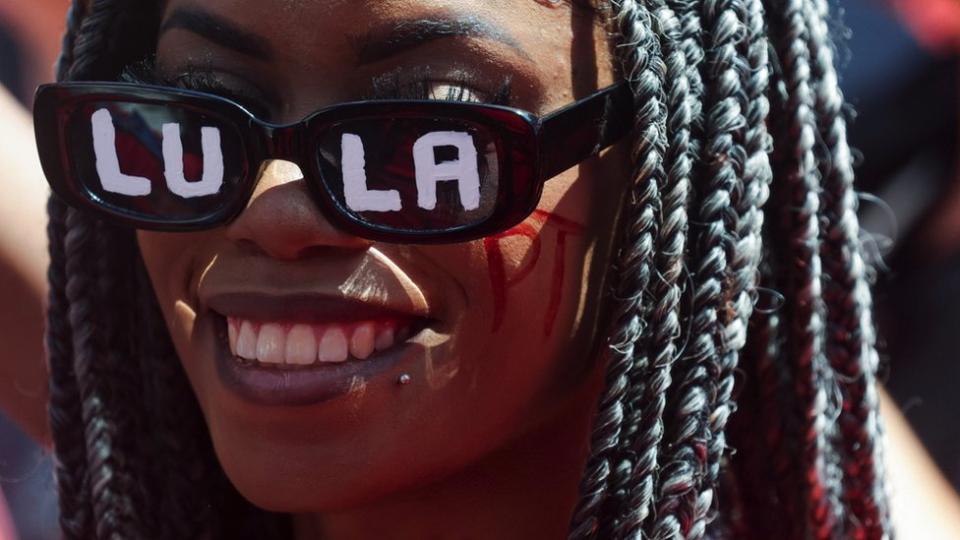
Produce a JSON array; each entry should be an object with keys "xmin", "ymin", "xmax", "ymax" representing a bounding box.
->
[{"xmin": 397, "ymin": 373, "xmax": 413, "ymax": 386}]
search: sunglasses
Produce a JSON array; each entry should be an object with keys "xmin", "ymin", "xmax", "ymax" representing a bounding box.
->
[{"xmin": 34, "ymin": 81, "xmax": 633, "ymax": 243}]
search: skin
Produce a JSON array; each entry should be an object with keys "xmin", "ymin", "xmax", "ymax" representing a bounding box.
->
[
  {"xmin": 2, "ymin": 1, "xmax": 960, "ymax": 538},
  {"xmin": 139, "ymin": 1, "xmax": 629, "ymax": 537}
]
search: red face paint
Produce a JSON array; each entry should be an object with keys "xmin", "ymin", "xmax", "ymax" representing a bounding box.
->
[
  {"xmin": 484, "ymin": 210, "xmax": 585, "ymax": 336},
  {"xmin": 483, "ymin": 223, "xmax": 539, "ymax": 331},
  {"xmin": 544, "ymin": 230, "xmax": 568, "ymax": 337}
]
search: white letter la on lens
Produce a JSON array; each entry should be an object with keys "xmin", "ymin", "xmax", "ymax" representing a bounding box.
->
[
  {"xmin": 91, "ymin": 108, "xmax": 224, "ymax": 198},
  {"xmin": 341, "ymin": 131, "xmax": 481, "ymax": 212}
]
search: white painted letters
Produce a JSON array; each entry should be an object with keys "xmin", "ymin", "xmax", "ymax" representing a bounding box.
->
[
  {"xmin": 162, "ymin": 123, "xmax": 225, "ymax": 198},
  {"xmin": 90, "ymin": 109, "xmax": 224, "ymax": 198},
  {"xmin": 341, "ymin": 133, "xmax": 402, "ymax": 212},
  {"xmin": 91, "ymin": 108, "xmax": 151, "ymax": 196},
  {"xmin": 412, "ymin": 131, "xmax": 481, "ymax": 211},
  {"xmin": 91, "ymin": 107, "xmax": 483, "ymax": 212}
]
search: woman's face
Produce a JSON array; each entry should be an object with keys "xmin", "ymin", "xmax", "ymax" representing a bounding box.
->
[{"xmin": 137, "ymin": 0, "xmax": 628, "ymax": 511}]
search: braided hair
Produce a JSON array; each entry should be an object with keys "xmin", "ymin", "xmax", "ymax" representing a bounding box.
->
[{"xmin": 44, "ymin": 0, "xmax": 892, "ymax": 538}]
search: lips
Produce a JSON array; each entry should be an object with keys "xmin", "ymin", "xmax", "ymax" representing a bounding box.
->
[{"xmin": 205, "ymin": 291, "xmax": 432, "ymax": 405}]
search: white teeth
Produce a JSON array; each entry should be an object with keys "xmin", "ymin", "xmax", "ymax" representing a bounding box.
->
[
  {"xmin": 257, "ymin": 323, "xmax": 286, "ymax": 364},
  {"xmin": 318, "ymin": 327, "xmax": 349, "ymax": 363},
  {"xmin": 286, "ymin": 324, "xmax": 317, "ymax": 365},
  {"xmin": 236, "ymin": 320, "xmax": 258, "ymax": 360},
  {"xmin": 350, "ymin": 323, "xmax": 375, "ymax": 360},
  {"xmin": 375, "ymin": 326, "xmax": 395, "ymax": 352},
  {"xmin": 227, "ymin": 319, "xmax": 238, "ymax": 356},
  {"xmin": 226, "ymin": 317, "xmax": 418, "ymax": 366}
]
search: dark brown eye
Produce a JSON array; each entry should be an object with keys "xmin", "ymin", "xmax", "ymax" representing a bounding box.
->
[
  {"xmin": 120, "ymin": 57, "xmax": 272, "ymax": 119},
  {"xmin": 368, "ymin": 66, "xmax": 513, "ymax": 105},
  {"xmin": 170, "ymin": 71, "xmax": 272, "ymax": 119}
]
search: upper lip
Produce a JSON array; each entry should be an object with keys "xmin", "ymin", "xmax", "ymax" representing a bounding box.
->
[
  {"xmin": 205, "ymin": 291, "xmax": 428, "ymax": 323},
  {"xmin": 196, "ymin": 253, "xmax": 434, "ymax": 323}
]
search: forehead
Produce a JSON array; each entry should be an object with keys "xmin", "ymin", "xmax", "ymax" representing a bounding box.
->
[
  {"xmin": 155, "ymin": 0, "xmax": 613, "ymax": 119},
  {"xmin": 158, "ymin": 0, "xmax": 595, "ymax": 40},
  {"xmin": 157, "ymin": 0, "xmax": 606, "ymax": 73}
]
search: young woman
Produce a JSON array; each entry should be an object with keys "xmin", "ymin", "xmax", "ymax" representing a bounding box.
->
[{"xmin": 11, "ymin": 0, "xmax": 960, "ymax": 538}]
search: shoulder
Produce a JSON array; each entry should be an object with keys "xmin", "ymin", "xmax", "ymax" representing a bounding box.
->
[{"xmin": 881, "ymin": 387, "xmax": 960, "ymax": 538}]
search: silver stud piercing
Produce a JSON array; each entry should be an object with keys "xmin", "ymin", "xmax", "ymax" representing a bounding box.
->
[{"xmin": 397, "ymin": 373, "xmax": 413, "ymax": 386}]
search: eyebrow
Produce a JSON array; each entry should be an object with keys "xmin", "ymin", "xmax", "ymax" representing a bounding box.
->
[
  {"xmin": 159, "ymin": 7, "xmax": 274, "ymax": 61},
  {"xmin": 352, "ymin": 16, "xmax": 531, "ymax": 65}
]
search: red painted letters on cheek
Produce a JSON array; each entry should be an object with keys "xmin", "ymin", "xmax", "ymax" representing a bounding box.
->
[{"xmin": 484, "ymin": 210, "xmax": 586, "ymax": 336}]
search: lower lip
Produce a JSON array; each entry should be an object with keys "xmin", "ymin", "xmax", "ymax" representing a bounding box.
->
[{"xmin": 213, "ymin": 315, "xmax": 424, "ymax": 406}]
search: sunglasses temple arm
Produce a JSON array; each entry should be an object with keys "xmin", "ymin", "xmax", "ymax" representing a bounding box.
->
[{"xmin": 537, "ymin": 82, "xmax": 635, "ymax": 182}]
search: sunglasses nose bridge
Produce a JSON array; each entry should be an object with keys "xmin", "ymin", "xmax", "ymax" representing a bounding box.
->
[{"xmin": 260, "ymin": 123, "xmax": 301, "ymax": 162}]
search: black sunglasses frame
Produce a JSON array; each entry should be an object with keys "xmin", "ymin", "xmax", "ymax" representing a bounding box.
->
[{"xmin": 35, "ymin": 80, "xmax": 633, "ymax": 243}]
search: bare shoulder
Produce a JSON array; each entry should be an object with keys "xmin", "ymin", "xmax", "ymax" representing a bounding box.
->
[{"xmin": 881, "ymin": 387, "xmax": 960, "ymax": 538}]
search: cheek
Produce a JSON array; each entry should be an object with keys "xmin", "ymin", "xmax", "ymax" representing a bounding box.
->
[
  {"xmin": 137, "ymin": 231, "xmax": 186, "ymax": 320},
  {"xmin": 135, "ymin": 230, "xmax": 212, "ymax": 390},
  {"xmin": 442, "ymin": 147, "xmax": 628, "ymax": 427},
  {"xmin": 483, "ymin": 211, "xmax": 585, "ymax": 338}
]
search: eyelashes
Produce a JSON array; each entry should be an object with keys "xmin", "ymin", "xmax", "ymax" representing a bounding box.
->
[
  {"xmin": 119, "ymin": 57, "xmax": 515, "ymax": 120},
  {"xmin": 120, "ymin": 57, "xmax": 273, "ymax": 118},
  {"xmin": 367, "ymin": 65, "xmax": 513, "ymax": 105}
]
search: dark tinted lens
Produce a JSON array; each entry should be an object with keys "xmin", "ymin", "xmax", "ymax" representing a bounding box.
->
[
  {"xmin": 65, "ymin": 100, "xmax": 246, "ymax": 223},
  {"xmin": 315, "ymin": 116, "xmax": 500, "ymax": 232}
]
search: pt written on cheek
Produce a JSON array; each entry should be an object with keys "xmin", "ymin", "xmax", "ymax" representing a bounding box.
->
[{"xmin": 484, "ymin": 210, "xmax": 585, "ymax": 337}]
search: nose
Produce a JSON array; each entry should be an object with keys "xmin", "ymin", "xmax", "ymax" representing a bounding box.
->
[{"xmin": 224, "ymin": 160, "xmax": 372, "ymax": 259}]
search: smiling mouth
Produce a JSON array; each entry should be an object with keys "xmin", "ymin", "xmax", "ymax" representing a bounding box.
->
[
  {"xmin": 210, "ymin": 312, "xmax": 433, "ymax": 406},
  {"xmin": 205, "ymin": 291, "xmax": 434, "ymax": 405}
]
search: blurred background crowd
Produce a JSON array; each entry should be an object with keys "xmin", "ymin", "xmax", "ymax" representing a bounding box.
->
[{"xmin": 1, "ymin": 0, "xmax": 960, "ymax": 538}]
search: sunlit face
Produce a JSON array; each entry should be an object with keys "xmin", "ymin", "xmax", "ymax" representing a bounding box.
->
[{"xmin": 136, "ymin": 0, "xmax": 630, "ymax": 512}]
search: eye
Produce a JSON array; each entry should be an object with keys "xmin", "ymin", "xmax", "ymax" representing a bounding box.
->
[
  {"xmin": 169, "ymin": 70, "xmax": 272, "ymax": 119},
  {"xmin": 368, "ymin": 66, "xmax": 513, "ymax": 105},
  {"xmin": 423, "ymin": 82, "xmax": 488, "ymax": 103},
  {"xmin": 120, "ymin": 58, "xmax": 273, "ymax": 119}
]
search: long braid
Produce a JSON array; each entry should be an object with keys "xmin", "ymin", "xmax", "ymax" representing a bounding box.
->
[
  {"xmin": 611, "ymin": 1, "xmax": 691, "ymax": 536},
  {"xmin": 730, "ymin": 261, "xmax": 794, "ymax": 538},
  {"xmin": 801, "ymin": 0, "xmax": 892, "ymax": 536},
  {"xmin": 726, "ymin": 0, "xmax": 799, "ymax": 534},
  {"xmin": 64, "ymin": 208, "xmax": 144, "ymax": 539},
  {"xmin": 696, "ymin": 0, "xmax": 757, "ymax": 533},
  {"xmin": 729, "ymin": 6, "xmax": 794, "ymax": 515},
  {"xmin": 805, "ymin": 0, "xmax": 891, "ymax": 539},
  {"xmin": 568, "ymin": 2, "xmax": 666, "ymax": 536},
  {"xmin": 46, "ymin": 2, "xmax": 95, "ymax": 538},
  {"xmin": 650, "ymin": 0, "xmax": 750, "ymax": 537},
  {"xmin": 704, "ymin": 0, "xmax": 775, "ymax": 524},
  {"xmin": 47, "ymin": 197, "xmax": 94, "ymax": 540},
  {"xmin": 765, "ymin": 0, "xmax": 845, "ymax": 535}
]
